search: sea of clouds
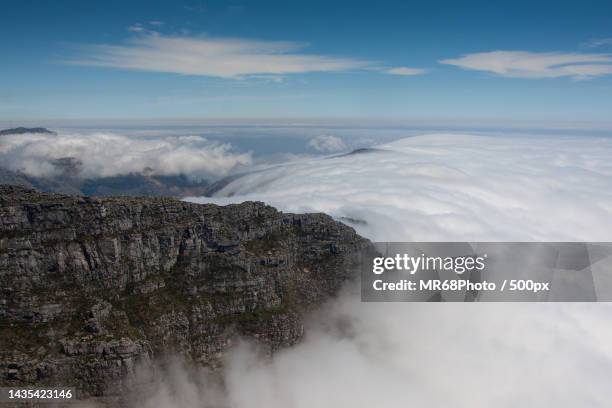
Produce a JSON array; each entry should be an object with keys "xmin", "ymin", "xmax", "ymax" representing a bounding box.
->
[
  {"xmin": 0, "ymin": 131, "xmax": 251, "ymax": 179},
  {"xmin": 87, "ymin": 132, "xmax": 612, "ymax": 407},
  {"xmin": 196, "ymin": 133, "xmax": 612, "ymax": 241},
  {"xmin": 307, "ymin": 134, "xmax": 348, "ymax": 153},
  {"xmin": 126, "ymin": 301, "xmax": 612, "ymax": 408}
]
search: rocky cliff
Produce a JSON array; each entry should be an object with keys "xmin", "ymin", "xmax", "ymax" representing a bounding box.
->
[{"xmin": 0, "ymin": 185, "xmax": 367, "ymax": 404}]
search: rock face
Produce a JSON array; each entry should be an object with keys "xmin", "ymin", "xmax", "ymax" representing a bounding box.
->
[{"xmin": 0, "ymin": 185, "xmax": 367, "ymax": 404}]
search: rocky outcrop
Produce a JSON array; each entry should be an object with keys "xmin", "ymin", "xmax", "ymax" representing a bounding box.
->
[{"xmin": 0, "ymin": 185, "xmax": 367, "ymax": 404}]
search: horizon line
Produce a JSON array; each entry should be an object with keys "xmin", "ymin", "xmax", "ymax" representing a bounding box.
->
[{"xmin": 2, "ymin": 117, "xmax": 612, "ymax": 131}]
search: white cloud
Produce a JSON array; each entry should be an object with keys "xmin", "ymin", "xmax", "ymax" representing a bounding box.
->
[
  {"xmin": 165, "ymin": 133, "xmax": 612, "ymax": 408},
  {"xmin": 123, "ymin": 132, "xmax": 612, "ymax": 408},
  {"xmin": 586, "ymin": 38, "xmax": 612, "ymax": 48},
  {"xmin": 307, "ymin": 135, "xmax": 347, "ymax": 153},
  {"xmin": 127, "ymin": 24, "xmax": 145, "ymax": 33},
  {"xmin": 69, "ymin": 34, "xmax": 372, "ymax": 79},
  {"xmin": 120, "ymin": 295, "xmax": 612, "ymax": 408},
  {"xmin": 384, "ymin": 66, "xmax": 427, "ymax": 76},
  {"xmin": 440, "ymin": 51, "xmax": 612, "ymax": 80},
  {"xmin": 149, "ymin": 20, "xmax": 165, "ymax": 26},
  {"xmin": 184, "ymin": 3, "xmax": 207, "ymax": 13},
  {"xmin": 193, "ymin": 133, "xmax": 612, "ymax": 242},
  {"xmin": 130, "ymin": 300, "xmax": 612, "ymax": 408},
  {"xmin": 0, "ymin": 131, "xmax": 251, "ymax": 179}
]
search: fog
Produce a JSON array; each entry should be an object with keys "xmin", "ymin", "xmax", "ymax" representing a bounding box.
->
[
  {"xmin": 197, "ymin": 133, "xmax": 612, "ymax": 241},
  {"xmin": 0, "ymin": 131, "xmax": 251, "ymax": 179},
  {"xmin": 105, "ymin": 133, "xmax": 612, "ymax": 406},
  {"xmin": 307, "ymin": 135, "xmax": 348, "ymax": 152}
]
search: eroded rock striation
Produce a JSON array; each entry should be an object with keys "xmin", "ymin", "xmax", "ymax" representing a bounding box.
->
[{"xmin": 0, "ymin": 185, "xmax": 367, "ymax": 403}]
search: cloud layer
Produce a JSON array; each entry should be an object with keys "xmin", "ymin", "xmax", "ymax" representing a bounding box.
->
[
  {"xmin": 441, "ymin": 51, "xmax": 612, "ymax": 80},
  {"xmin": 0, "ymin": 131, "xmax": 251, "ymax": 179},
  {"xmin": 586, "ymin": 38, "xmax": 612, "ymax": 48},
  {"xmin": 123, "ymin": 132, "xmax": 612, "ymax": 408},
  {"xmin": 196, "ymin": 133, "xmax": 612, "ymax": 241},
  {"xmin": 384, "ymin": 66, "xmax": 427, "ymax": 76},
  {"xmin": 70, "ymin": 34, "xmax": 371, "ymax": 79},
  {"xmin": 68, "ymin": 32, "xmax": 612, "ymax": 82},
  {"xmin": 307, "ymin": 134, "xmax": 347, "ymax": 153},
  {"xmin": 126, "ymin": 300, "xmax": 612, "ymax": 408}
]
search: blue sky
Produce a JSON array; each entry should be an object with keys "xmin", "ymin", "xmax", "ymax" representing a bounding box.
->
[{"xmin": 2, "ymin": 0, "xmax": 612, "ymax": 122}]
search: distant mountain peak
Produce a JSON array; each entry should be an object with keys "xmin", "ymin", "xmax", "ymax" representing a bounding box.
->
[{"xmin": 0, "ymin": 127, "xmax": 55, "ymax": 136}]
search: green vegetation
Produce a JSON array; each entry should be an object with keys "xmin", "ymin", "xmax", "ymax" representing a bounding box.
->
[{"xmin": 245, "ymin": 232, "xmax": 283, "ymax": 253}]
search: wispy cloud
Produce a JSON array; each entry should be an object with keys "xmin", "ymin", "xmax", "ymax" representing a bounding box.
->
[
  {"xmin": 128, "ymin": 22, "xmax": 165, "ymax": 34},
  {"xmin": 585, "ymin": 38, "xmax": 612, "ymax": 48},
  {"xmin": 384, "ymin": 66, "xmax": 426, "ymax": 76},
  {"xmin": 184, "ymin": 3, "xmax": 207, "ymax": 13},
  {"xmin": 307, "ymin": 134, "xmax": 347, "ymax": 152},
  {"xmin": 127, "ymin": 24, "xmax": 145, "ymax": 33},
  {"xmin": 440, "ymin": 51, "xmax": 612, "ymax": 80},
  {"xmin": 69, "ymin": 33, "xmax": 372, "ymax": 79}
]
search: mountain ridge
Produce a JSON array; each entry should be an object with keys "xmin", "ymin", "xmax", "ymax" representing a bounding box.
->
[
  {"xmin": 0, "ymin": 185, "xmax": 369, "ymax": 405},
  {"xmin": 0, "ymin": 127, "xmax": 55, "ymax": 136}
]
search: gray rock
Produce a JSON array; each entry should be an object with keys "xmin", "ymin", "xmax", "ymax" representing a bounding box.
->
[{"xmin": 0, "ymin": 185, "xmax": 368, "ymax": 405}]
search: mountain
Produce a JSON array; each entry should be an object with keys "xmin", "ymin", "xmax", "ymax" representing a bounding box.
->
[
  {"xmin": 0, "ymin": 167, "xmax": 211, "ymax": 198},
  {"xmin": 0, "ymin": 127, "xmax": 211, "ymax": 198},
  {"xmin": 0, "ymin": 168, "xmax": 84, "ymax": 196},
  {"xmin": 79, "ymin": 174, "xmax": 210, "ymax": 197},
  {"xmin": 0, "ymin": 168, "xmax": 35, "ymax": 189},
  {"xmin": 0, "ymin": 127, "xmax": 55, "ymax": 136},
  {"xmin": 0, "ymin": 185, "xmax": 368, "ymax": 405}
]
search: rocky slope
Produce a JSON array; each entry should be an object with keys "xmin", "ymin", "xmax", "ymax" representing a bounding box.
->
[
  {"xmin": 0, "ymin": 185, "xmax": 368, "ymax": 405},
  {"xmin": 0, "ymin": 167, "xmax": 211, "ymax": 198}
]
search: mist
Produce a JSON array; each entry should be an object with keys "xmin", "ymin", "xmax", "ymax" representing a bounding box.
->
[
  {"xmin": 101, "ymin": 133, "xmax": 612, "ymax": 407},
  {"xmin": 195, "ymin": 133, "xmax": 612, "ymax": 241},
  {"xmin": 0, "ymin": 131, "xmax": 251, "ymax": 179}
]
